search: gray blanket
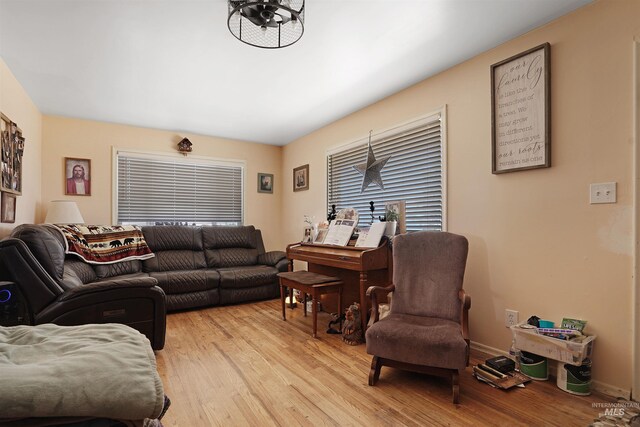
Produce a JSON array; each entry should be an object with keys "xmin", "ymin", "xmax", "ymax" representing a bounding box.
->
[{"xmin": 0, "ymin": 323, "xmax": 165, "ymax": 420}]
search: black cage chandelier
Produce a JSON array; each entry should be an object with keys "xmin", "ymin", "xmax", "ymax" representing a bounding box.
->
[{"xmin": 228, "ymin": 0, "xmax": 305, "ymax": 49}]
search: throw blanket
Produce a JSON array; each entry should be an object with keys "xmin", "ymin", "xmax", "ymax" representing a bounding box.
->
[
  {"xmin": 55, "ymin": 224, "xmax": 155, "ymax": 264},
  {"xmin": 0, "ymin": 323, "xmax": 165, "ymax": 420}
]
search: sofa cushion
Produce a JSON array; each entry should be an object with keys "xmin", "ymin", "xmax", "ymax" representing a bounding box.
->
[
  {"xmin": 365, "ymin": 313, "xmax": 468, "ymax": 370},
  {"xmin": 166, "ymin": 289, "xmax": 219, "ymax": 312},
  {"xmin": 11, "ymin": 224, "xmax": 66, "ymax": 281},
  {"xmin": 149, "ymin": 269, "xmax": 219, "ymax": 295},
  {"xmin": 142, "ymin": 226, "xmax": 203, "ymax": 251},
  {"xmin": 207, "ymin": 248, "xmax": 259, "ymax": 268},
  {"xmin": 202, "ymin": 226, "xmax": 257, "ymax": 249},
  {"xmin": 62, "ymin": 258, "xmax": 98, "ymax": 289},
  {"xmin": 217, "ymin": 265, "xmax": 280, "ymax": 289},
  {"xmin": 95, "ymin": 260, "xmax": 143, "ymax": 279},
  {"xmin": 203, "ymin": 226, "xmax": 259, "ymax": 268},
  {"xmin": 143, "ymin": 250, "xmax": 206, "ymax": 272}
]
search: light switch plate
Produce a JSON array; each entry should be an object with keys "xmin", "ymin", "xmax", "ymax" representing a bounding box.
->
[{"xmin": 590, "ymin": 182, "xmax": 616, "ymax": 204}]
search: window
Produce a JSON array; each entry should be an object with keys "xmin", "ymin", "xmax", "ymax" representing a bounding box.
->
[
  {"xmin": 115, "ymin": 150, "xmax": 244, "ymax": 226},
  {"xmin": 327, "ymin": 111, "xmax": 445, "ymax": 232}
]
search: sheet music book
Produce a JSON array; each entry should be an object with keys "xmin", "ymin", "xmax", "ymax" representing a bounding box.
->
[
  {"xmin": 355, "ymin": 222, "xmax": 387, "ymax": 248},
  {"xmin": 323, "ymin": 219, "xmax": 356, "ymax": 246}
]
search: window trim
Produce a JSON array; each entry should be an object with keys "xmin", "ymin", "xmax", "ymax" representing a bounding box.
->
[
  {"xmin": 325, "ymin": 106, "xmax": 447, "ymax": 231},
  {"xmin": 111, "ymin": 147, "xmax": 246, "ymax": 225}
]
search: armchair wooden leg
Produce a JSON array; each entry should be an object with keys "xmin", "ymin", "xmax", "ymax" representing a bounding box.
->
[
  {"xmin": 452, "ymin": 370, "xmax": 459, "ymax": 404},
  {"xmin": 369, "ymin": 356, "xmax": 382, "ymax": 386}
]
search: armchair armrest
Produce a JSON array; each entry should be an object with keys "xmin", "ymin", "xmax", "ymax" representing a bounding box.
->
[
  {"xmin": 459, "ymin": 289, "xmax": 471, "ymax": 365},
  {"xmin": 366, "ymin": 284, "xmax": 395, "ymax": 324},
  {"xmin": 258, "ymin": 250, "xmax": 287, "ymax": 267},
  {"xmin": 38, "ymin": 279, "xmax": 167, "ymax": 350},
  {"xmin": 58, "ymin": 276, "xmax": 159, "ymax": 302}
]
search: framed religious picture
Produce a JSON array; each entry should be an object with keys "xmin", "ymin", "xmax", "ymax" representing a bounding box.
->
[
  {"xmin": 491, "ymin": 43, "xmax": 551, "ymax": 174},
  {"xmin": 64, "ymin": 157, "xmax": 91, "ymax": 196},
  {"xmin": 293, "ymin": 164, "xmax": 309, "ymax": 192},
  {"xmin": 257, "ymin": 172, "xmax": 274, "ymax": 194},
  {"xmin": 1, "ymin": 191, "xmax": 16, "ymax": 223}
]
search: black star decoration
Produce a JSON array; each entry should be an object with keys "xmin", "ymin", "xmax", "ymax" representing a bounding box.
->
[{"xmin": 352, "ymin": 132, "xmax": 391, "ymax": 193}]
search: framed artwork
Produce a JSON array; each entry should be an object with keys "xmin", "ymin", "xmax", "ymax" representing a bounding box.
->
[
  {"xmin": 384, "ymin": 200, "xmax": 406, "ymax": 234},
  {"xmin": 1, "ymin": 113, "xmax": 25, "ymax": 195},
  {"xmin": 302, "ymin": 225, "xmax": 313, "ymax": 243},
  {"xmin": 491, "ymin": 42, "xmax": 551, "ymax": 174},
  {"xmin": 257, "ymin": 172, "xmax": 274, "ymax": 194},
  {"xmin": 64, "ymin": 157, "xmax": 91, "ymax": 196},
  {"xmin": 293, "ymin": 164, "xmax": 309, "ymax": 192},
  {"xmin": 1, "ymin": 191, "xmax": 16, "ymax": 223}
]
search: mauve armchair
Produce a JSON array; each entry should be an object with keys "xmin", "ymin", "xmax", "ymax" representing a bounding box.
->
[{"xmin": 365, "ymin": 231, "xmax": 471, "ymax": 403}]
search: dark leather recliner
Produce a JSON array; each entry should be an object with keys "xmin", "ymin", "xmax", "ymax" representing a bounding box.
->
[{"xmin": 0, "ymin": 225, "xmax": 166, "ymax": 350}]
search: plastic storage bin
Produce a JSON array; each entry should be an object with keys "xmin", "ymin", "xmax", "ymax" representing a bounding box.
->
[{"xmin": 510, "ymin": 324, "xmax": 595, "ymax": 366}]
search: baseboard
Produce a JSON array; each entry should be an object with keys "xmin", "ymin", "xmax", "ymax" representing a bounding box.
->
[
  {"xmin": 470, "ymin": 340, "xmax": 507, "ymax": 357},
  {"xmin": 470, "ymin": 341, "xmax": 631, "ymax": 399}
]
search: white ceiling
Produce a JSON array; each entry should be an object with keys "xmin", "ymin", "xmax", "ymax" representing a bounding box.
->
[{"xmin": 0, "ymin": 0, "xmax": 591, "ymax": 146}]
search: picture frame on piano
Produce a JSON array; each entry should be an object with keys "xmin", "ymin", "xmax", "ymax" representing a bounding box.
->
[{"xmin": 314, "ymin": 227, "xmax": 328, "ymax": 244}]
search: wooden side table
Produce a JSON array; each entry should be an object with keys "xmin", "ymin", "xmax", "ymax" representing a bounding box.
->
[{"xmin": 277, "ymin": 271, "xmax": 343, "ymax": 338}]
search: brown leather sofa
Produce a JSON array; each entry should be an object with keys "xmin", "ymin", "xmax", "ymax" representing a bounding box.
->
[
  {"xmin": 140, "ymin": 225, "xmax": 288, "ymax": 311},
  {"xmin": 1, "ymin": 224, "xmax": 167, "ymax": 350},
  {"xmin": 0, "ymin": 224, "xmax": 287, "ymax": 350}
]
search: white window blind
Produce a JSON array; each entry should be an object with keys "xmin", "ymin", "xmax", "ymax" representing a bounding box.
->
[
  {"xmin": 327, "ymin": 113, "xmax": 444, "ymax": 232},
  {"xmin": 116, "ymin": 152, "xmax": 243, "ymax": 225}
]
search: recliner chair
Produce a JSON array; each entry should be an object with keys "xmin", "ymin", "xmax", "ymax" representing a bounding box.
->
[{"xmin": 0, "ymin": 224, "xmax": 166, "ymax": 350}]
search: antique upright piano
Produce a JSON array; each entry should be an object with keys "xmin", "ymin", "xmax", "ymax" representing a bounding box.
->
[{"xmin": 285, "ymin": 239, "xmax": 392, "ymax": 331}]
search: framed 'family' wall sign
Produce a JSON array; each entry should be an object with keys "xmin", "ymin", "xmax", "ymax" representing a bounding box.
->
[{"xmin": 491, "ymin": 43, "xmax": 550, "ymax": 174}]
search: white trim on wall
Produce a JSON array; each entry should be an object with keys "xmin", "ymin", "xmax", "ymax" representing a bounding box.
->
[{"xmin": 633, "ymin": 36, "xmax": 640, "ymax": 400}]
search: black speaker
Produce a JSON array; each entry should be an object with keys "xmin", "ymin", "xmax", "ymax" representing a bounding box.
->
[{"xmin": 0, "ymin": 281, "xmax": 30, "ymax": 326}]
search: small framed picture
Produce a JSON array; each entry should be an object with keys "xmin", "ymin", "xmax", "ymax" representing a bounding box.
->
[
  {"xmin": 302, "ymin": 225, "xmax": 313, "ymax": 243},
  {"xmin": 314, "ymin": 228, "xmax": 328, "ymax": 244},
  {"xmin": 64, "ymin": 157, "xmax": 91, "ymax": 196},
  {"xmin": 293, "ymin": 164, "xmax": 309, "ymax": 192},
  {"xmin": 257, "ymin": 172, "xmax": 274, "ymax": 194},
  {"xmin": 384, "ymin": 200, "xmax": 406, "ymax": 234},
  {"xmin": 1, "ymin": 191, "xmax": 16, "ymax": 223}
]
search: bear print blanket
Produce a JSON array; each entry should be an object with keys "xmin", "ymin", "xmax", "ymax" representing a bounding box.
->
[{"xmin": 54, "ymin": 224, "xmax": 155, "ymax": 264}]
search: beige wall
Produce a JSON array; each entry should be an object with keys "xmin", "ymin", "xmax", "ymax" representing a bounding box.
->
[
  {"xmin": 0, "ymin": 58, "xmax": 42, "ymax": 237},
  {"xmin": 282, "ymin": 0, "xmax": 639, "ymax": 394},
  {"xmin": 42, "ymin": 117, "xmax": 283, "ymax": 250}
]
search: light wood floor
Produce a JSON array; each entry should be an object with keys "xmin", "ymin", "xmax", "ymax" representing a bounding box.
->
[{"xmin": 156, "ymin": 299, "xmax": 615, "ymax": 426}]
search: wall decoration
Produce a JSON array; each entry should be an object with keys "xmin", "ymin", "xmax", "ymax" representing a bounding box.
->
[
  {"xmin": 353, "ymin": 130, "xmax": 390, "ymax": 192},
  {"xmin": 258, "ymin": 172, "xmax": 274, "ymax": 194},
  {"xmin": 491, "ymin": 43, "xmax": 550, "ymax": 174},
  {"xmin": 384, "ymin": 200, "xmax": 406, "ymax": 234},
  {"xmin": 0, "ymin": 113, "xmax": 25, "ymax": 195},
  {"xmin": 64, "ymin": 157, "xmax": 91, "ymax": 196},
  {"xmin": 293, "ymin": 164, "xmax": 309, "ymax": 192},
  {"xmin": 1, "ymin": 192, "xmax": 16, "ymax": 223},
  {"xmin": 177, "ymin": 137, "xmax": 193, "ymax": 156}
]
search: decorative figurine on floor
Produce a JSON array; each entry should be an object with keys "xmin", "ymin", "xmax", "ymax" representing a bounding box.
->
[{"xmin": 342, "ymin": 302, "xmax": 364, "ymax": 345}]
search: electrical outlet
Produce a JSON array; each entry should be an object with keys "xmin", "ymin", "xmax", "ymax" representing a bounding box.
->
[
  {"xmin": 590, "ymin": 182, "xmax": 616, "ymax": 204},
  {"xmin": 505, "ymin": 309, "xmax": 519, "ymax": 327}
]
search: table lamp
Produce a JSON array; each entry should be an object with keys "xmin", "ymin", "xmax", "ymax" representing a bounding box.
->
[{"xmin": 44, "ymin": 200, "xmax": 85, "ymax": 224}]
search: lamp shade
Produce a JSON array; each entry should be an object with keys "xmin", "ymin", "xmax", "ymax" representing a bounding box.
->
[{"xmin": 44, "ymin": 200, "xmax": 85, "ymax": 224}]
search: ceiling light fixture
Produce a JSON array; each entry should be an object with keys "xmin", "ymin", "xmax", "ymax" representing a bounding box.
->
[{"xmin": 227, "ymin": 0, "xmax": 305, "ymax": 49}]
